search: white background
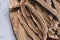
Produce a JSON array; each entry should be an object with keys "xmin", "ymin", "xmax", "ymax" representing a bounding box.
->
[{"xmin": 0, "ymin": 0, "xmax": 16, "ymax": 40}]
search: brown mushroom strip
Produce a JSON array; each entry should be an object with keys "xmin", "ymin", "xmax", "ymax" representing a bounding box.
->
[
  {"xmin": 25, "ymin": 2, "xmax": 48, "ymax": 32},
  {"xmin": 36, "ymin": 0, "xmax": 60, "ymax": 22},
  {"xmin": 9, "ymin": 0, "xmax": 19, "ymax": 8},
  {"xmin": 46, "ymin": 0, "xmax": 51, "ymax": 5},
  {"xmin": 20, "ymin": 5, "xmax": 40, "ymax": 35},
  {"xmin": 17, "ymin": 10, "xmax": 40, "ymax": 40},
  {"xmin": 52, "ymin": 0, "xmax": 60, "ymax": 13},
  {"xmin": 31, "ymin": 14, "xmax": 43, "ymax": 40},
  {"xmin": 10, "ymin": 11, "xmax": 32, "ymax": 40},
  {"xmin": 25, "ymin": 2, "xmax": 48, "ymax": 40}
]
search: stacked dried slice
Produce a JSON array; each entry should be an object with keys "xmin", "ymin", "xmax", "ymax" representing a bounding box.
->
[{"xmin": 9, "ymin": 0, "xmax": 60, "ymax": 40}]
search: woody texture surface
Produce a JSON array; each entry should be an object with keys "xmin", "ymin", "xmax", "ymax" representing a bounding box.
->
[{"xmin": 9, "ymin": 0, "xmax": 60, "ymax": 40}]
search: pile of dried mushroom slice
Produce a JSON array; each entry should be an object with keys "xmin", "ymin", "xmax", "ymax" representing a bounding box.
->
[{"xmin": 9, "ymin": 0, "xmax": 60, "ymax": 40}]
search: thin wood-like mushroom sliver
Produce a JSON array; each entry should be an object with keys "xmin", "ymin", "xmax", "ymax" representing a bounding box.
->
[
  {"xmin": 31, "ymin": 13, "xmax": 43, "ymax": 33},
  {"xmin": 25, "ymin": 2, "xmax": 48, "ymax": 40},
  {"xmin": 25, "ymin": 2, "xmax": 48, "ymax": 33},
  {"xmin": 9, "ymin": 0, "xmax": 19, "ymax": 8},
  {"xmin": 52, "ymin": 0, "xmax": 60, "ymax": 13},
  {"xmin": 10, "ymin": 12, "xmax": 19, "ymax": 40},
  {"xmin": 31, "ymin": 14, "xmax": 43, "ymax": 40},
  {"xmin": 20, "ymin": 5, "xmax": 40, "ymax": 35},
  {"xmin": 17, "ymin": 10, "xmax": 40, "ymax": 40},
  {"xmin": 46, "ymin": 0, "xmax": 51, "ymax": 5},
  {"xmin": 36, "ymin": 0, "xmax": 60, "ymax": 22},
  {"xmin": 10, "ymin": 11, "xmax": 32, "ymax": 40},
  {"xmin": 35, "ymin": 4, "xmax": 52, "ymax": 25},
  {"xmin": 42, "ymin": 12, "xmax": 59, "ymax": 31},
  {"xmin": 31, "ymin": 4, "xmax": 47, "ymax": 34}
]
